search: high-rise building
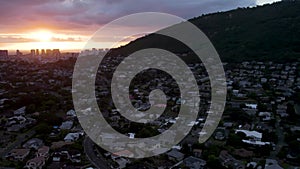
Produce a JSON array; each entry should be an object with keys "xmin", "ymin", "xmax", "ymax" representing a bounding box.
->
[
  {"xmin": 46, "ymin": 49, "xmax": 52, "ymax": 56},
  {"xmin": 30, "ymin": 49, "xmax": 35, "ymax": 57},
  {"xmin": 41, "ymin": 49, "xmax": 45, "ymax": 56},
  {"xmin": 36, "ymin": 49, "xmax": 39, "ymax": 56},
  {"xmin": 16, "ymin": 50, "xmax": 22, "ymax": 57},
  {"xmin": 0, "ymin": 50, "xmax": 8, "ymax": 60},
  {"xmin": 53, "ymin": 49, "xmax": 60, "ymax": 60}
]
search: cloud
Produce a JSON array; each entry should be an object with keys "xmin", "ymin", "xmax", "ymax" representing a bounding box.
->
[
  {"xmin": 0, "ymin": 32, "xmax": 85, "ymax": 44},
  {"xmin": 0, "ymin": 0, "xmax": 257, "ymax": 32},
  {"xmin": 0, "ymin": 36, "xmax": 33, "ymax": 43},
  {"xmin": 0, "ymin": 0, "xmax": 284, "ymax": 49},
  {"xmin": 256, "ymin": 0, "xmax": 281, "ymax": 5},
  {"xmin": 51, "ymin": 37, "xmax": 83, "ymax": 42},
  {"xmin": 1, "ymin": 0, "xmax": 282, "ymax": 47}
]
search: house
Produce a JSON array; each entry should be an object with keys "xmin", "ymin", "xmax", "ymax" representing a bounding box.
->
[
  {"xmin": 183, "ymin": 156, "xmax": 206, "ymax": 169},
  {"xmin": 114, "ymin": 157, "xmax": 129, "ymax": 169},
  {"xmin": 193, "ymin": 149, "xmax": 202, "ymax": 158},
  {"xmin": 50, "ymin": 141, "xmax": 73, "ymax": 150},
  {"xmin": 64, "ymin": 132, "xmax": 81, "ymax": 142},
  {"xmin": 214, "ymin": 127, "xmax": 226, "ymax": 140},
  {"xmin": 36, "ymin": 146, "xmax": 49, "ymax": 158},
  {"xmin": 7, "ymin": 116, "xmax": 26, "ymax": 124},
  {"xmin": 23, "ymin": 138, "xmax": 44, "ymax": 150},
  {"xmin": 246, "ymin": 162, "xmax": 258, "ymax": 169},
  {"xmin": 52, "ymin": 152, "xmax": 61, "ymax": 162},
  {"xmin": 242, "ymin": 140, "xmax": 270, "ymax": 146},
  {"xmin": 258, "ymin": 112, "xmax": 272, "ymax": 121},
  {"xmin": 172, "ymin": 145, "xmax": 182, "ymax": 150},
  {"xmin": 240, "ymin": 124, "xmax": 251, "ymax": 130},
  {"xmin": 69, "ymin": 150, "xmax": 82, "ymax": 163},
  {"xmin": 112, "ymin": 150, "xmax": 134, "ymax": 158},
  {"xmin": 245, "ymin": 104, "xmax": 257, "ymax": 109},
  {"xmin": 235, "ymin": 130, "xmax": 262, "ymax": 141},
  {"xmin": 223, "ymin": 122, "xmax": 234, "ymax": 128},
  {"xmin": 6, "ymin": 148, "xmax": 30, "ymax": 161},
  {"xmin": 265, "ymin": 159, "xmax": 283, "ymax": 169},
  {"xmin": 14, "ymin": 106, "xmax": 26, "ymax": 116},
  {"xmin": 219, "ymin": 150, "xmax": 245, "ymax": 169},
  {"xmin": 59, "ymin": 121, "xmax": 73, "ymax": 130},
  {"xmin": 166, "ymin": 149, "xmax": 184, "ymax": 161},
  {"xmin": 51, "ymin": 151, "xmax": 69, "ymax": 162},
  {"xmin": 261, "ymin": 78, "xmax": 268, "ymax": 83},
  {"xmin": 25, "ymin": 156, "xmax": 45, "ymax": 169},
  {"xmin": 7, "ymin": 123, "xmax": 26, "ymax": 132},
  {"xmin": 5, "ymin": 116, "xmax": 23, "ymax": 131},
  {"xmin": 290, "ymin": 126, "xmax": 300, "ymax": 133},
  {"xmin": 233, "ymin": 148, "xmax": 254, "ymax": 158},
  {"xmin": 66, "ymin": 109, "xmax": 76, "ymax": 117},
  {"xmin": 276, "ymin": 109, "xmax": 288, "ymax": 117},
  {"xmin": 232, "ymin": 90, "xmax": 239, "ymax": 96},
  {"xmin": 243, "ymin": 108, "xmax": 257, "ymax": 116},
  {"xmin": 235, "ymin": 130, "xmax": 270, "ymax": 146},
  {"xmin": 128, "ymin": 133, "xmax": 135, "ymax": 139}
]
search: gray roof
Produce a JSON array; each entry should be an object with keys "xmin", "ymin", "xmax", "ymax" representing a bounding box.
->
[
  {"xmin": 184, "ymin": 156, "xmax": 206, "ymax": 169},
  {"xmin": 265, "ymin": 159, "xmax": 283, "ymax": 169},
  {"xmin": 166, "ymin": 149, "xmax": 184, "ymax": 159}
]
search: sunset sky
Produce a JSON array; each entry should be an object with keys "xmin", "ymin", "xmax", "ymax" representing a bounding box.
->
[{"xmin": 0, "ymin": 0, "xmax": 280, "ymax": 54}]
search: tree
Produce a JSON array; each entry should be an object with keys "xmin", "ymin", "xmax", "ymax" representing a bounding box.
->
[
  {"xmin": 262, "ymin": 131, "xmax": 278, "ymax": 143},
  {"xmin": 207, "ymin": 155, "xmax": 225, "ymax": 169},
  {"xmin": 135, "ymin": 125, "xmax": 159, "ymax": 138},
  {"xmin": 192, "ymin": 142, "xmax": 205, "ymax": 149},
  {"xmin": 257, "ymin": 103, "xmax": 267, "ymax": 112},
  {"xmin": 248, "ymin": 92, "xmax": 257, "ymax": 99},
  {"xmin": 35, "ymin": 123, "xmax": 51, "ymax": 134},
  {"xmin": 229, "ymin": 108, "xmax": 253, "ymax": 124},
  {"xmin": 26, "ymin": 104, "xmax": 36, "ymax": 114},
  {"xmin": 287, "ymin": 103, "xmax": 298, "ymax": 123},
  {"xmin": 38, "ymin": 112, "xmax": 62, "ymax": 126},
  {"xmin": 227, "ymin": 133, "xmax": 244, "ymax": 148}
]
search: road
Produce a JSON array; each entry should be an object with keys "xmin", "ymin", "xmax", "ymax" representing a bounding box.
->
[
  {"xmin": 83, "ymin": 136, "xmax": 110, "ymax": 169},
  {"xmin": 270, "ymin": 116, "xmax": 286, "ymax": 159}
]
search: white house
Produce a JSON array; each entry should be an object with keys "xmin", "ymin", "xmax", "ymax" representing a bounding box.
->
[
  {"xmin": 64, "ymin": 133, "xmax": 82, "ymax": 142},
  {"xmin": 245, "ymin": 104, "xmax": 257, "ymax": 109},
  {"xmin": 66, "ymin": 110, "xmax": 76, "ymax": 117},
  {"xmin": 235, "ymin": 130, "xmax": 262, "ymax": 141}
]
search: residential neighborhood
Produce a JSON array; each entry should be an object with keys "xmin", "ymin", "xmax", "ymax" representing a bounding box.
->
[{"xmin": 0, "ymin": 50, "xmax": 299, "ymax": 168}]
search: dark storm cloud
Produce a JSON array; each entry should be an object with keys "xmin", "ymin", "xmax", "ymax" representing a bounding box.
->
[{"xmin": 0, "ymin": 0, "xmax": 257, "ymax": 33}]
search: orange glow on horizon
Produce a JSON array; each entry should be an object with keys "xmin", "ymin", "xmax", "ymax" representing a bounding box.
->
[{"xmin": 0, "ymin": 28, "xmax": 138, "ymax": 53}]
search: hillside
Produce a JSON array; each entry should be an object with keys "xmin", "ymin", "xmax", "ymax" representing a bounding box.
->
[{"xmin": 110, "ymin": 0, "xmax": 300, "ymax": 62}]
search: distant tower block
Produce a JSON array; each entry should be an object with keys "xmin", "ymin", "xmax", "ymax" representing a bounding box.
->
[
  {"xmin": 0, "ymin": 50, "xmax": 8, "ymax": 60},
  {"xmin": 30, "ymin": 49, "xmax": 35, "ymax": 57},
  {"xmin": 46, "ymin": 49, "xmax": 52, "ymax": 56},
  {"xmin": 16, "ymin": 50, "xmax": 23, "ymax": 57},
  {"xmin": 41, "ymin": 49, "xmax": 45, "ymax": 56},
  {"xmin": 36, "ymin": 49, "xmax": 39, "ymax": 56},
  {"xmin": 53, "ymin": 49, "xmax": 60, "ymax": 60}
]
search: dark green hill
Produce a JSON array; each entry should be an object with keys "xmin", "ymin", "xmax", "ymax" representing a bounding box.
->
[{"xmin": 110, "ymin": 0, "xmax": 300, "ymax": 62}]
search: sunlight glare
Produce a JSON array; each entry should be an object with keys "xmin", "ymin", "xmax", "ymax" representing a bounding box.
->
[{"xmin": 30, "ymin": 30, "xmax": 53, "ymax": 42}]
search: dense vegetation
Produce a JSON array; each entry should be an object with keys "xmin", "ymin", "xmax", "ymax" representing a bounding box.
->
[{"xmin": 111, "ymin": 0, "xmax": 300, "ymax": 62}]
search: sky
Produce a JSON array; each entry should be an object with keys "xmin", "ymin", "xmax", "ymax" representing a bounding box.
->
[{"xmin": 0, "ymin": 0, "xmax": 281, "ymax": 53}]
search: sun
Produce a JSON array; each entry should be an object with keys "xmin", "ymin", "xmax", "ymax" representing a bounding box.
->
[
  {"xmin": 35, "ymin": 30, "xmax": 53, "ymax": 41},
  {"xmin": 30, "ymin": 30, "xmax": 53, "ymax": 42}
]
